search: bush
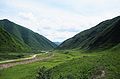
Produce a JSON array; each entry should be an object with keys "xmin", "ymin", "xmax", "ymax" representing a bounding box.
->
[
  {"xmin": 64, "ymin": 51, "xmax": 69, "ymax": 54},
  {"xmin": 36, "ymin": 66, "xmax": 51, "ymax": 79},
  {"xmin": 66, "ymin": 74, "xmax": 75, "ymax": 79},
  {"xmin": 58, "ymin": 75, "xmax": 64, "ymax": 79}
]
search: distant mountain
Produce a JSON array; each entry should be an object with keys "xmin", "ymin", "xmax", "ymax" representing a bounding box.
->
[
  {"xmin": 58, "ymin": 16, "xmax": 120, "ymax": 50},
  {"xmin": 54, "ymin": 42, "xmax": 61, "ymax": 45},
  {"xmin": 0, "ymin": 19, "xmax": 57, "ymax": 51}
]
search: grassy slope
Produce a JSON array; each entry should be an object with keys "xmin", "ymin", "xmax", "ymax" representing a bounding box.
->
[
  {"xmin": 58, "ymin": 16, "xmax": 120, "ymax": 50},
  {"xmin": 0, "ymin": 19, "xmax": 57, "ymax": 50},
  {"xmin": 0, "ymin": 45, "xmax": 119, "ymax": 79},
  {"xmin": 0, "ymin": 26, "xmax": 31, "ymax": 61},
  {"xmin": 0, "ymin": 19, "xmax": 57, "ymax": 61},
  {"xmin": 0, "ymin": 27, "xmax": 29, "ymax": 52}
]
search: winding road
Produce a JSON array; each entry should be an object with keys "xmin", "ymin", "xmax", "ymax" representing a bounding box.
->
[
  {"xmin": 0, "ymin": 54, "xmax": 37, "ymax": 64},
  {"xmin": 0, "ymin": 53, "xmax": 54, "ymax": 69}
]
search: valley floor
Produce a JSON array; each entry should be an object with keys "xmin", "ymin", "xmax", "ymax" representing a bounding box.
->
[{"xmin": 0, "ymin": 49, "xmax": 120, "ymax": 79}]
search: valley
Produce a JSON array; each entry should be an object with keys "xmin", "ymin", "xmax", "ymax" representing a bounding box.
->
[
  {"xmin": 0, "ymin": 14, "xmax": 120, "ymax": 79},
  {"xmin": 0, "ymin": 52, "xmax": 54, "ymax": 69},
  {"xmin": 0, "ymin": 48, "xmax": 120, "ymax": 79}
]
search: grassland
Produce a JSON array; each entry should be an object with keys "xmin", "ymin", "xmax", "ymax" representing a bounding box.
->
[
  {"xmin": 0, "ymin": 50, "xmax": 46, "ymax": 61},
  {"xmin": 0, "ymin": 52, "xmax": 28, "ymax": 61},
  {"xmin": 51, "ymin": 51, "xmax": 120, "ymax": 79},
  {"xmin": 0, "ymin": 48, "xmax": 120, "ymax": 79}
]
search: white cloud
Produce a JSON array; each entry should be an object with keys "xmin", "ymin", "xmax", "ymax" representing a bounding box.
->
[{"xmin": 0, "ymin": 0, "xmax": 120, "ymax": 42}]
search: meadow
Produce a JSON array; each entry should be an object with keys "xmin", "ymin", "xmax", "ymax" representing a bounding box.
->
[{"xmin": 0, "ymin": 48, "xmax": 120, "ymax": 79}]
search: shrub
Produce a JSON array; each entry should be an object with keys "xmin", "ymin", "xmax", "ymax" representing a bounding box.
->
[{"xmin": 36, "ymin": 66, "xmax": 51, "ymax": 79}]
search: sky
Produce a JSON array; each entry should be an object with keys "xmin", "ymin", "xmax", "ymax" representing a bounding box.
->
[{"xmin": 0, "ymin": 0, "xmax": 120, "ymax": 42}]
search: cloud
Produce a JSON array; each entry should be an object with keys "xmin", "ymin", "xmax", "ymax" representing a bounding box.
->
[
  {"xmin": 18, "ymin": 12, "xmax": 35, "ymax": 21},
  {"xmin": 0, "ymin": 0, "xmax": 120, "ymax": 42}
]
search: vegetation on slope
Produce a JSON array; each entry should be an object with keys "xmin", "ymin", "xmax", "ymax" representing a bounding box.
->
[
  {"xmin": 0, "ymin": 26, "xmax": 31, "ymax": 60},
  {"xmin": 0, "ymin": 19, "xmax": 57, "ymax": 50},
  {"xmin": 0, "ymin": 19, "xmax": 57, "ymax": 61},
  {"xmin": 0, "ymin": 27, "xmax": 28, "ymax": 52},
  {"xmin": 58, "ymin": 16, "xmax": 120, "ymax": 50}
]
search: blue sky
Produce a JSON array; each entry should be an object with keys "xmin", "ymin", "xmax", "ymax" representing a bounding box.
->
[{"xmin": 0, "ymin": 0, "xmax": 120, "ymax": 42}]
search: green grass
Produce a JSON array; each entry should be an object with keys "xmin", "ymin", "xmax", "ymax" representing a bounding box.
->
[
  {"xmin": 0, "ymin": 48, "xmax": 120, "ymax": 79},
  {"xmin": 0, "ymin": 52, "xmax": 35, "ymax": 61},
  {"xmin": 0, "ymin": 52, "xmax": 76, "ymax": 79},
  {"xmin": 50, "ymin": 49, "xmax": 120, "ymax": 79}
]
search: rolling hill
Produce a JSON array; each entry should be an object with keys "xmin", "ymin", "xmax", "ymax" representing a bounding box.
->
[
  {"xmin": 0, "ymin": 19, "xmax": 57, "ymax": 51},
  {"xmin": 58, "ymin": 16, "xmax": 120, "ymax": 50}
]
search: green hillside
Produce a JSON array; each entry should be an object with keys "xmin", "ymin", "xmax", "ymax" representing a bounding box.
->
[
  {"xmin": 58, "ymin": 16, "xmax": 120, "ymax": 50},
  {"xmin": 0, "ymin": 19, "xmax": 57, "ymax": 50},
  {"xmin": 0, "ymin": 27, "xmax": 29, "ymax": 52},
  {"xmin": 0, "ymin": 26, "xmax": 31, "ymax": 60}
]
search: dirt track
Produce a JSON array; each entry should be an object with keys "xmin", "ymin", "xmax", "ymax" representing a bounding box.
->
[{"xmin": 0, "ymin": 53, "xmax": 54, "ymax": 69}]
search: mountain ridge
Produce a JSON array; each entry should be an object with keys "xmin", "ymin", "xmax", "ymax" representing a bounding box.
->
[
  {"xmin": 58, "ymin": 16, "xmax": 120, "ymax": 50},
  {"xmin": 0, "ymin": 19, "xmax": 57, "ymax": 51}
]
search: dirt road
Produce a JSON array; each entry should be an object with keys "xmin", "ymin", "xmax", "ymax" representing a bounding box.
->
[{"xmin": 0, "ymin": 53, "xmax": 54, "ymax": 69}]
